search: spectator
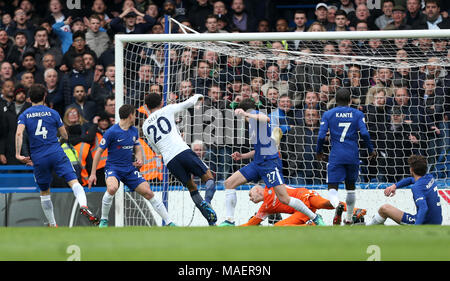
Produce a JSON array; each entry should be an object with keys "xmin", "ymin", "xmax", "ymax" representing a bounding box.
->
[
  {"xmin": 229, "ymin": 0, "xmax": 257, "ymax": 32},
  {"xmin": 343, "ymin": 64, "xmax": 369, "ymax": 106},
  {"xmin": 26, "ymin": 27, "xmax": 63, "ymax": 68},
  {"xmin": 412, "ymin": 0, "xmax": 450, "ymax": 29},
  {"xmin": 60, "ymin": 31, "xmax": 97, "ymax": 73},
  {"xmin": 59, "ymin": 54, "xmax": 94, "ymax": 109},
  {"xmin": 0, "ymin": 85, "xmax": 31, "ymax": 165},
  {"xmin": 67, "ymin": 84, "xmax": 97, "ymax": 122},
  {"xmin": 44, "ymin": 68, "xmax": 63, "ymax": 116},
  {"xmin": 315, "ymin": 3, "xmax": 329, "ymax": 27},
  {"xmin": 7, "ymin": 8, "xmax": 35, "ymax": 44},
  {"xmin": 110, "ymin": 7, "xmax": 156, "ymax": 34},
  {"xmin": 91, "ymin": 64, "xmax": 114, "ymax": 112},
  {"xmin": 380, "ymin": 106, "xmax": 423, "ymax": 182},
  {"xmin": 289, "ymin": 108, "xmax": 326, "ymax": 184},
  {"xmin": 62, "ymin": 106, "xmax": 97, "ymax": 154},
  {"xmin": 51, "ymin": 16, "xmax": 86, "ymax": 55},
  {"xmin": 188, "ymin": 0, "xmax": 213, "ymax": 32},
  {"xmin": 204, "ymin": 14, "xmax": 228, "ymax": 33},
  {"xmin": 256, "ymin": 19, "xmax": 270, "ymax": 32},
  {"xmin": 265, "ymin": 86, "xmax": 279, "ymax": 113},
  {"xmin": 85, "ymin": 14, "xmax": 110, "ymax": 58},
  {"xmin": 363, "ymin": 89, "xmax": 389, "ymax": 180},
  {"xmin": 406, "ymin": 0, "xmax": 426, "ymax": 26},
  {"xmin": 6, "ymin": 31, "xmax": 28, "ymax": 71},
  {"xmin": 204, "ymin": 83, "xmax": 228, "ymax": 110},
  {"xmin": 288, "ymin": 10, "xmax": 308, "ymax": 51},
  {"xmin": 365, "ymin": 67, "xmax": 395, "ymax": 105},
  {"xmin": 178, "ymin": 79, "xmax": 195, "ymax": 101},
  {"xmin": 0, "ymin": 61, "xmax": 14, "ymax": 87},
  {"xmin": 261, "ymin": 64, "xmax": 288, "ymax": 97},
  {"xmin": 327, "ymin": 5, "xmax": 338, "ymax": 26},
  {"xmin": 127, "ymin": 64, "xmax": 154, "ymax": 107},
  {"xmin": 383, "ymin": 5, "xmax": 412, "ymax": 30},
  {"xmin": 17, "ymin": 52, "xmax": 44, "ymax": 84},
  {"xmin": 348, "ymin": 4, "xmax": 375, "ymax": 30},
  {"xmin": 45, "ymin": 0, "xmax": 68, "ymax": 25},
  {"xmin": 339, "ymin": 0, "xmax": 356, "ymax": 14},
  {"xmin": 192, "ymin": 60, "xmax": 212, "ymax": 97},
  {"xmin": 327, "ymin": 9, "xmax": 350, "ymax": 31},
  {"xmin": 375, "ymin": 0, "xmax": 394, "ymax": 30}
]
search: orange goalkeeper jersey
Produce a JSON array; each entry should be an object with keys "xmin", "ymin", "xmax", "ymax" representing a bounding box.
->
[{"xmin": 241, "ymin": 186, "xmax": 335, "ymax": 226}]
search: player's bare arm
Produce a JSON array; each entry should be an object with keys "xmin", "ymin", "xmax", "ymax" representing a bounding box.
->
[
  {"xmin": 15, "ymin": 123, "xmax": 31, "ymax": 165},
  {"xmin": 58, "ymin": 126, "xmax": 69, "ymax": 141},
  {"xmin": 231, "ymin": 150, "xmax": 255, "ymax": 161},
  {"xmin": 133, "ymin": 144, "xmax": 144, "ymax": 168},
  {"xmin": 88, "ymin": 146, "xmax": 105, "ymax": 188},
  {"xmin": 234, "ymin": 108, "xmax": 270, "ymax": 123}
]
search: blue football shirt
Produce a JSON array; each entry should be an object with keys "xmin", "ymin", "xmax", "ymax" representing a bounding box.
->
[
  {"xmin": 99, "ymin": 123, "xmax": 140, "ymax": 171},
  {"xmin": 17, "ymin": 105, "xmax": 64, "ymax": 158},
  {"xmin": 248, "ymin": 110, "xmax": 279, "ymax": 164},
  {"xmin": 316, "ymin": 106, "xmax": 373, "ymax": 165},
  {"xmin": 396, "ymin": 174, "xmax": 443, "ymax": 225}
]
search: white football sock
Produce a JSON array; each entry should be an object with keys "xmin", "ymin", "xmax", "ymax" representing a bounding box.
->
[
  {"xmin": 225, "ymin": 189, "xmax": 237, "ymax": 222},
  {"xmin": 288, "ymin": 197, "xmax": 317, "ymax": 220},
  {"xmin": 41, "ymin": 195, "xmax": 56, "ymax": 226},
  {"xmin": 328, "ymin": 188, "xmax": 339, "ymax": 208},
  {"xmin": 71, "ymin": 182, "xmax": 87, "ymax": 207},
  {"xmin": 367, "ymin": 212, "xmax": 386, "ymax": 225},
  {"xmin": 149, "ymin": 196, "xmax": 171, "ymax": 224},
  {"xmin": 346, "ymin": 190, "xmax": 356, "ymax": 221},
  {"xmin": 101, "ymin": 192, "xmax": 114, "ymax": 220}
]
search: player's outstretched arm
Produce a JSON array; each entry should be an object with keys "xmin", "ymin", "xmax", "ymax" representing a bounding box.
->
[
  {"xmin": 58, "ymin": 126, "xmax": 69, "ymax": 141},
  {"xmin": 231, "ymin": 150, "xmax": 255, "ymax": 161},
  {"xmin": 234, "ymin": 108, "xmax": 270, "ymax": 123},
  {"xmin": 15, "ymin": 124, "xmax": 31, "ymax": 165},
  {"xmin": 171, "ymin": 94, "xmax": 204, "ymax": 113},
  {"xmin": 384, "ymin": 177, "xmax": 415, "ymax": 197}
]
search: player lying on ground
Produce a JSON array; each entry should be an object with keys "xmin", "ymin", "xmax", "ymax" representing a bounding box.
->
[
  {"xmin": 143, "ymin": 93, "xmax": 217, "ymax": 226},
  {"xmin": 16, "ymin": 84, "xmax": 98, "ymax": 227},
  {"xmin": 241, "ymin": 184, "xmax": 350, "ymax": 226},
  {"xmin": 366, "ymin": 154, "xmax": 442, "ymax": 225},
  {"xmin": 316, "ymin": 88, "xmax": 376, "ymax": 225},
  {"xmin": 88, "ymin": 104, "xmax": 174, "ymax": 227},
  {"xmin": 220, "ymin": 98, "xmax": 325, "ymax": 226}
]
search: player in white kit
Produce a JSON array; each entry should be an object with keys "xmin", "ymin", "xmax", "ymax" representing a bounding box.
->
[{"xmin": 142, "ymin": 93, "xmax": 217, "ymax": 226}]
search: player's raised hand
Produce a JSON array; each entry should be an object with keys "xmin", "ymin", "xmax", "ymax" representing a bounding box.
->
[
  {"xmin": 384, "ymin": 184, "xmax": 396, "ymax": 197},
  {"xmin": 231, "ymin": 151, "xmax": 242, "ymax": 161},
  {"xmin": 88, "ymin": 174, "xmax": 97, "ymax": 189},
  {"xmin": 234, "ymin": 108, "xmax": 246, "ymax": 117}
]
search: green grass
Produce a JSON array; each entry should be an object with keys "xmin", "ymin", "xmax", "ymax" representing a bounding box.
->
[{"xmin": 1, "ymin": 225, "xmax": 450, "ymax": 261}]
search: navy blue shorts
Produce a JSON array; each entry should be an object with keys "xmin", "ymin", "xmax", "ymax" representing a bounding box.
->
[
  {"xmin": 166, "ymin": 149, "xmax": 209, "ymax": 186},
  {"xmin": 239, "ymin": 158, "xmax": 285, "ymax": 188},
  {"xmin": 327, "ymin": 163, "xmax": 359, "ymax": 185},
  {"xmin": 105, "ymin": 167, "xmax": 147, "ymax": 191},
  {"xmin": 33, "ymin": 150, "xmax": 78, "ymax": 191}
]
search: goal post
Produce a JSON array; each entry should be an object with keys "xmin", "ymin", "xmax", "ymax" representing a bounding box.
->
[{"xmin": 114, "ymin": 28, "xmax": 450, "ymax": 226}]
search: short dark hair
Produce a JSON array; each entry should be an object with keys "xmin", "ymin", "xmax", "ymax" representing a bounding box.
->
[
  {"xmin": 335, "ymin": 87, "xmax": 351, "ymax": 105},
  {"xmin": 335, "ymin": 10, "xmax": 347, "ymax": 18},
  {"xmin": 408, "ymin": 154, "xmax": 428, "ymax": 176},
  {"xmin": 237, "ymin": 98, "xmax": 256, "ymax": 111},
  {"xmin": 72, "ymin": 30, "xmax": 85, "ymax": 41},
  {"xmin": 145, "ymin": 93, "xmax": 162, "ymax": 110},
  {"xmin": 28, "ymin": 84, "xmax": 47, "ymax": 103},
  {"xmin": 119, "ymin": 104, "xmax": 135, "ymax": 119}
]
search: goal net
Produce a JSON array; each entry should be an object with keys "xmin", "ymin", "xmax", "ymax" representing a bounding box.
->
[{"xmin": 114, "ymin": 27, "xmax": 450, "ymax": 227}]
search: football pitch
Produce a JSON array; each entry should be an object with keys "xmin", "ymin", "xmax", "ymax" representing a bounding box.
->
[{"xmin": 1, "ymin": 225, "xmax": 449, "ymax": 261}]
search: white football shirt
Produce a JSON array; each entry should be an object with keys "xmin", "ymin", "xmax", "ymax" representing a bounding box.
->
[{"xmin": 142, "ymin": 94, "xmax": 203, "ymax": 165}]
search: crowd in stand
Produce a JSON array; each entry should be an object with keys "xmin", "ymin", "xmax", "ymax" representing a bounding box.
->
[{"xmin": 0, "ymin": 0, "xmax": 449, "ymax": 187}]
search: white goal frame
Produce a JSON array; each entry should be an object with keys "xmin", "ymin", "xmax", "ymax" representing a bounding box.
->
[{"xmin": 114, "ymin": 29, "xmax": 450, "ymax": 227}]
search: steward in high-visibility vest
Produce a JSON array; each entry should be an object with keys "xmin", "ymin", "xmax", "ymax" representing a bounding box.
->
[
  {"xmin": 90, "ymin": 132, "xmax": 108, "ymax": 170},
  {"xmin": 139, "ymin": 138, "xmax": 163, "ymax": 181},
  {"xmin": 73, "ymin": 142, "xmax": 91, "ymax": 186},
  {"xmin": 52, "ymin": 142, "xmax": 82, "ymax": 187}
]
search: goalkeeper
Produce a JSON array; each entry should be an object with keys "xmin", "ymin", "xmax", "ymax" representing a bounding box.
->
[{"xmin": 241, "ymin": 184, "xmax": 366, "ymax": 226}]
